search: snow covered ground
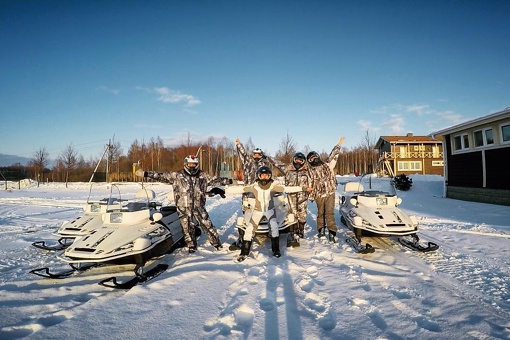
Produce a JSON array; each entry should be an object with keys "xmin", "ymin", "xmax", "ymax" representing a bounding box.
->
[{"xmin": 0, "ymin": 175, "xmax": 509, "ymax": 340}]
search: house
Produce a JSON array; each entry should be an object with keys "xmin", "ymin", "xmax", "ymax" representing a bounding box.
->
[
  {"xmin": 430, "ymin": 107, "xmax": 510, "ymax": 206},
  {"xmin": 375, "ymin": 134, "xmax": 444, "ymax": 177}
]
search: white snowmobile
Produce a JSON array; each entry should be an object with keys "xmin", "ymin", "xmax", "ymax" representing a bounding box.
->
[
  {"xmin": 339, "ymin": 174, "xmax": 438, "ymax": 253},
  {"xmin": 30, "ymin": 184, "xmax": 189, "ymax": 288},
  {"xmin": 32, "ymin": 187, "xmax": 123, "ymax": 251}
]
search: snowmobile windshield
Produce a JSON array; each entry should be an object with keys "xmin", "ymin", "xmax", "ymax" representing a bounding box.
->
[{"xmin": 357, "ymin": 174, "xmax": 397, "ymax": 197}]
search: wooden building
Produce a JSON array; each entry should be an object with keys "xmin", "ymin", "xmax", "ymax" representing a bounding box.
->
[
  {"xmin": 375, "ymin": 134, "xmax": 444, "ymax": 177},
  {"xmin": 430, "ymin": 107, "xmax": 510, "ymax": 206}
]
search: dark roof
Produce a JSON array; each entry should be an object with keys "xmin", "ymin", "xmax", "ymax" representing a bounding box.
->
[{"xmin": 375, "ymin": 135, "xmax": 443, "ymax": 149}]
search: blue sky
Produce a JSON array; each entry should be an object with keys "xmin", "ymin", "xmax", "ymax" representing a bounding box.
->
[{"xmin": 1, "ymin": 0, "xmax": 509, "ymax": 161}]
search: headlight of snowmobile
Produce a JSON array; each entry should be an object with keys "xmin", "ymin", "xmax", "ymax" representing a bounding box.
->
[
  {"xmin": 110, "ymin": 212, "xmax": 123, "ymax": 223},
  {"xmin": 376, "ymin": 197, "xmax": 387, "ymax": 206},
  {"xmin": 91, "ymin": 204, "xmax": 101, "ymax": 213}
]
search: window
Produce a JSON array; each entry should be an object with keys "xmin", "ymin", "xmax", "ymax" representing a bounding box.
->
[
  {"xmin": 474, "ymin": 128, "xmax": 494, "ymax": 148},
  {"xmin": 453, "ymin": 133, "xmax": 469, "ymax": 151},
  {"xmin": 413, "ymin": 145, "xmax": 425, "ymax": 151},
  {"xmin": 432, "ymin": 146, "xmax": 440, "ymax": 158},
  {"xmin": 501, "ymin": 123, "xmax": 510, "ymax": 143},
  {"xmin": 485, "ymin": 128, "xmax": 494, "ymax": 145},
  {"xmin": 397, "ymin": 161, "xmax": 422, "ymax": 171},
  {"xmin": 432, "ymin": 161, "xmax": 444, "ymax": 166},
  {"xmin": 474, "ymin": 130, "xmax": 484, "ymax": 147}
]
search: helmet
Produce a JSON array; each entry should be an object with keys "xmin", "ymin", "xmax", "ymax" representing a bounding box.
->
[
  {"xmin": 292, "ymin": 152, "xmax": 306, "ymax": 169},
  {"xmin": 306, "ymin": 151, "xmax": 321, "ymax": 166},
  {"xmin": 256, "ymin": 166, "xmax": 272, "ymax": 185},
  {"xmin": 183, "ymin": 155, "xmax": 200, "ymax": 175},
  {"xmin": 252, "ymin": 148, "xmax": 263, "ymax": 160}
]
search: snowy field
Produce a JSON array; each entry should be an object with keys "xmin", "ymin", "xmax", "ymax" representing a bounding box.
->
[{"xmin": 0, "ymin": 175, "xmax": 509, "ymax": 340}]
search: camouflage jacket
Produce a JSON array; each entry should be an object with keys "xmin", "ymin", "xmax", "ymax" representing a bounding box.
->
[
  {"xmin": 146, "ymin": 170, "xmax": 230, "ymax": 209},
  {"xmin": 308, "ymin": 143, "xmax": 342, "ymax": 200},
  {"xmin": 280, "ymin": 163, "xmax": 311, "ymax": 204},
  {"xmin": 236, "ymin": 142, "xmax": 277, "ymax": 185}
]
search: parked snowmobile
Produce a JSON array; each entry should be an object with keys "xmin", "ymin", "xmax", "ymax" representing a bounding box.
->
[
  {"xmin": 32, "ymin": 191, "xmax": 123, "ymax": 251},
  {"xmin": 30, "ymin": 184, "xmax": 188, "ymax": 288},
  {"xmin": 339, "ymin": 174, "xmax": 438, "ymax": 253}
]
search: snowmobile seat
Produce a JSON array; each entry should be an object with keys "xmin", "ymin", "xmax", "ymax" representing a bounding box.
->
[{"xmin": 160, "ymin": 205, "xmax": 178, "ymax": 216}]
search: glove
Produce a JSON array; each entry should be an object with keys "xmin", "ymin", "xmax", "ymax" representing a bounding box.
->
[
  {"xmin": 207, "ymin": 187, "xmax": 226, "ymax": 198},
  {"xmin": 135, "ymin": 169, "xmax": 147, "ymax": 177}
]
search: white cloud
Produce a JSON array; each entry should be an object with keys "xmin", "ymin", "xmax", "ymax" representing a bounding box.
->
[
  {"xmin": 153, "ymin": 87, "xmax": 201, "ymax": 106},
  {"xmin": 97, "ymin": 86, "xmax": 120, "ymax": 95},
  {"xmin": 136, "ymin": 86, "xmax": 201, "ymax": 107}
]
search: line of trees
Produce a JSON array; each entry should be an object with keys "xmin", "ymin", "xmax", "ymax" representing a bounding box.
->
[{"xmin": 2, "ymin": 131, "xmax": 379, "ymax": 184}]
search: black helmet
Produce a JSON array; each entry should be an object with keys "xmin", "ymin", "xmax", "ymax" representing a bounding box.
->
[
  {"xmin": 183, "ymin": 154, "xmax": 200, "ymax": 175},
  {"xmin": 292, "ymin": 152, "xmax": 306, "ymax": 169},
  {"xmin": 256, "ymin": 165, "xmax": 273, "ymax": 185},
  {"xmin": 306, "ymin": 151, "xmax": 321, "ymax": 166}
]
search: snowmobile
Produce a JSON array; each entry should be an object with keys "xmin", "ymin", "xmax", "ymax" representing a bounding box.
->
[
  {"xmin": 31, "ymin": 190, "xmax": 123, "ymax": 251},
  {"xmin": 339, "ymin": 174, "xmax": 438, "ymax": 253},
  {"xmin": 30, "ymin": 184, "xmax": 188, "ymax": 288}
]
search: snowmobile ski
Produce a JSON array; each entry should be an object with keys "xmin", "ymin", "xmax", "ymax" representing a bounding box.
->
[
  {"xmin": 29, "ymin": 263, "xmax": 98, "ymax": 279},
  {"xmin": 32, "ymin": 237, "xmax": 74, "ymax": 251},
  {"xmin": 98, "ymin": 263, "xmax": 169, "ymax": 289},
  {"xmin": 397, "ymin": 234, "xmax": 439, "ymax": 252},
  {"xmin": 345, "ymin": 237, "xmax": 375, "ymax": 254}
]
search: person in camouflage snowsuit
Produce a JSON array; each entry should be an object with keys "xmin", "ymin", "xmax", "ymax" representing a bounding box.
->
[
  {"xmin": 307, "ymin": 137, "xmax": 345, "ymax": 242},
  {"xmin": 273, "ymin": 152, "xmax": 312, "ymax": 246},
  {"xmin": 235, "ymin": 137, "xmax": 278, "ymax": 186},
  {"xmin": 135, "ymin": 155, "xmax": 232, "ymax": 253},
  {"xmin": 225, "ymin": 166, "xmax": 306, "ymax": 262}
]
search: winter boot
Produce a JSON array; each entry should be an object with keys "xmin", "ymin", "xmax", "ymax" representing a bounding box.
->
[
  {"xmin": 271, "ymin": 237, "xmax": 281, "ymax": 258},
  {"xmin": 317, "ymin": 228, "xmax": 326, "ymax": 238},
  {"xmin": 229, "ymin": 228, "xmax": 245, "ymax": 251},
  {"xmin": 237, "ymin": 240, "xmax": 252, "ymax": 262},
  {"xmin": 287, "ymin": 232, "xmax": 300, "ymax": 248},
  {"xmin": 328, "ymin": 230, "xmax": 338, "ymax": 243},
  {"xmin": 296, "ymin": 222, "xmax": 305, "ymax": 238}
]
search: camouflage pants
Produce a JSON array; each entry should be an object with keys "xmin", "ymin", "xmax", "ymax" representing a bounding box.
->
[
  {"xmin": 178, "ymin": 205, "xmax": 220, "ymax": 248},
  {"xmin": 314, "ymin": 193, "xmax": 337, "ymax": 232}
]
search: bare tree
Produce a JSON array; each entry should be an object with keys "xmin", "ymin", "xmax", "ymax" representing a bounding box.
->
[
  {"xmin": 106, "ymin": 138, "xmax": 122, "ymax": 182},
  {"xmin": 275, "ymin": 131, "xmax": 297, "ymax": 164},
  {"xmin": 60, "ymin": 144, "xmax": 78, "ymax": 187},
  {"xmin": 31, "ymin": 147, "xmax": 49, "ymax": 186}
]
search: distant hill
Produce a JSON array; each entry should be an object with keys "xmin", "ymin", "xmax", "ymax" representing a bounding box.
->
[{"xmin": 0, "ymin": 154, "xmax": 30, "ymax": 167}]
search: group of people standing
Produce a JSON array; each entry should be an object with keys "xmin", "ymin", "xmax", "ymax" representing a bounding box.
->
[{"xmin": 135, "ymin": 136, "xmax": 345, "ymax": 262}]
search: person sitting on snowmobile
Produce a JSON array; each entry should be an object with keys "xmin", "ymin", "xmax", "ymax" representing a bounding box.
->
[
  {"xmin": 307, "ymin": 137, "xmax": 345, "ymax": 243},
  {"xmin": 232, "ymin": 138, "xmax": 279, "ymax": 248},
  {"xmin": 225, "ymin": 166, "xmax": 307, "ymax": 262},
  {"xmin": 135, "ymin": 155, "xmax": 232, "ymax": 253},
  {"xmin": 281, "ymin": 152, "xmax": 312, "ymax": 246}
]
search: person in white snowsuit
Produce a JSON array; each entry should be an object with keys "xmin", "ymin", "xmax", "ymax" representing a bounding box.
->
[
  {"xmin": 135, "ymin": 155, "xmax": 231, "ymax": 253},
  {"xmin": 231, "ymin": 138, "xmax": 279, "ymax": 248},
  {"xmin": 225, "ymin": 166, "xmax": 307, "ymax": 262},
  {"xmin": 307, "ymin": 137, "xmax": 345, "ymax": 242}
]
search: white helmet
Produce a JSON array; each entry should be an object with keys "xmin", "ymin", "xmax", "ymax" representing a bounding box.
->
[
  {"xmin": 183, "ymin": 155, "xmax": 199, "ymax": 175},
  {"xmin": 252, "ymin": 148, "xmax": 263, "ymax": 159}
]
